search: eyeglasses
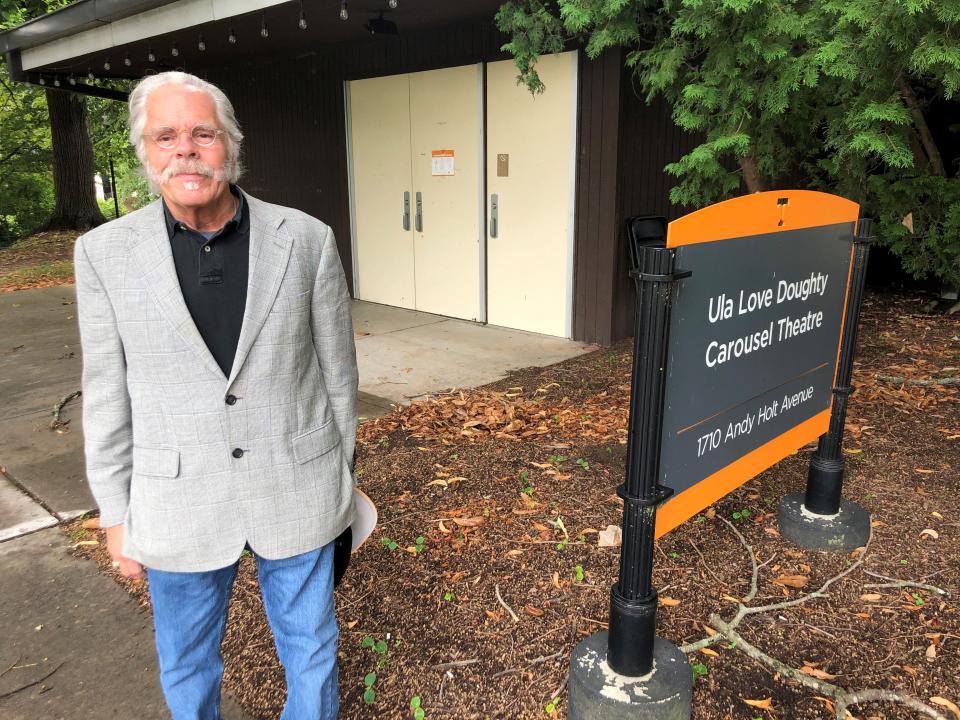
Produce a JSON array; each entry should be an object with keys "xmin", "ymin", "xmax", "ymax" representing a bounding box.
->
[{"xmin": 147, "ymin": 124, "xmax": 225, "ymax": 149}]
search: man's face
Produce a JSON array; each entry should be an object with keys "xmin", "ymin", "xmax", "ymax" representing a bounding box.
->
[{"xmin": 142, "ymin": 84, "xmax": 230, "ymax": 213}]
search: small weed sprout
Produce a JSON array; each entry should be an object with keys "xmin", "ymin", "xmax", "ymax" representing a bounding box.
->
[
  {"xmin": 732, "ymin": 508, "xmax": 751, "ymax": 521},
  {"xmin": 545, "ymin": 697, "xmax": 560, "ymax": 714},
  {"xmin": 520, "ymin": 469, "xmax": 534, "ymax": 496},
  {"xmin": 574, "ymin": 565, "xmax": 585, "ymax": 583},
  {"xmin": 548, "ymin": 454, "xmax": 567, "ymax": 466},
  {"xmin": 575, "ymin": 458, "xmax": 589, "ymax": 470},
  {"xmin": 363, "ymin": 672, "xmax": 377, "ymax": 704},
  {"xmin": 378, "ymin": 436, "xmax": 390, "ymax": 449},
  {"xmin": 443, "ymin": 591, "xmax": 456, "ymax": 602},
  {"xmin": 381, "ymin": 537, "xmax": 399, "ymax": 551},
  {"xmin": 691, "ymin": 662, "xmax": 708, "ymax": 680},
  {"xmin": 549, "ymin": 516, "xmax": 570, "ymax": 551},
  {"xmin": 414, "ymin": 536, "xmax": 425, "ymax": 554},
  {"xmin": 410, "ymin": 695, "xmax": 425, "ymax": 720}
]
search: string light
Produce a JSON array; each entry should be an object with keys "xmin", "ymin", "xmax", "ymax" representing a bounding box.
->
[
  {"xmin": 124, "ymin": 53, "xmax": 132, "ymax": 66},
  {"xmin": 260, "ymin": 12, "xmax": 269, "ymax": 38},
  {"xmin": 147, "ymin": 47, "xmax": 156, "ymax": 62},
  {"xmin": 87, "ymin": 66, "xmax": 95, "ymax": 81},
  {"xmin": 388, "ymin": 0, "xmax": 398, "ymax": 7},
  {"xmin": 39, "ymin": 76, "xmax": 45, "ymax": 85},
  {"xmin": 228, "ymin": 27, "xmax": 237, "ymax": 44},
  {"xmin": 53, "ymin": 76, "xmax": 61, "ymax": 87},
  {"xmin": 198, "ymin": 35, "xmax": 206, "ymax": 51},
  {"xmin": 103, "ymin": 58, "xmax": 111, "ymax": 71},
  {"xmin": 340, "ymin": 0, "xmax": 349, "ymax": 20},
  {"xmin": 68, "ymin": 75, "xmax": 77, "ymax": 85},
  {"xmin": 298, "ymin": 1, "xmax": 308, "ymax": 30},
  {"xmin": 171, "ymin": 42, "xmax": 179, "ymax": 57}
]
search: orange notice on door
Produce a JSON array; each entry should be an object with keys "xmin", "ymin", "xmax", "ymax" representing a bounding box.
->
[{"xmin": 431, "ymin": 149, "xmax": 455, "ymax": 176}]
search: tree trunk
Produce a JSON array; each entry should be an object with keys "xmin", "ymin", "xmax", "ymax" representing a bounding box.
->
[
  {"xmin": 44, "ymin": 89, "xmax": 107, "ymax": 231},
  {"xmin": 739, "ymin": 154, "xmax": 766, "ymax": 193},
  {"xmin": 896, "ymin": 75, "xmax": 946, "ymax": 177}
]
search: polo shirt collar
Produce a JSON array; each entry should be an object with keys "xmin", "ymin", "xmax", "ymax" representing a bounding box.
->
[{"xmin": 163, "ymin": 185, "xmax": 245, "ymax": 239}]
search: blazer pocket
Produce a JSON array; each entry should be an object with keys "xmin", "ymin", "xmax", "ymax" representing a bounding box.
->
[
  {"xmin": 132, "ymin": 446, "xmax": 180, "ymax": 478},
  {"xmin": 292, "ymin": 421, "xmax": 341, "ymax": 464}
]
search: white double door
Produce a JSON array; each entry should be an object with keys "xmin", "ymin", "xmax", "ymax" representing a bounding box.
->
[{"xmin": 348, "ymin": 52, "xmax": 577, "ymax": 336}]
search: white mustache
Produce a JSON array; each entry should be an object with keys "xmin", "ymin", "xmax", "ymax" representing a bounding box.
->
[{"xmin": 160, "ymin": 159, "xmax": 224, "ymax": 185}]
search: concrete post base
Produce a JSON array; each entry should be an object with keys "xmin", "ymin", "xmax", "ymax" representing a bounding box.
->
[
  {"xmin": 567, "ymin": 632, "xmax": 692, "ymax": 720},
  {"xmin": 778, "ymin": 493, "xmax": 871, "ymax": 551}
]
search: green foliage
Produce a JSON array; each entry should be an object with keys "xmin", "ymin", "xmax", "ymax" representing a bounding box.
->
[
  {"xmin": 498, "ymin": 0, "xmax": 960, "ymax": 287},
  {"xmin": 1, "ymin": 1, "xmax": 137, "ymax": 243}
]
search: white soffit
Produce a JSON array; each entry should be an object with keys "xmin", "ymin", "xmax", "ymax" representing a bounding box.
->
[{"xmin": 21, "ymin": 0, "xmax": 290, "ymax": 70}]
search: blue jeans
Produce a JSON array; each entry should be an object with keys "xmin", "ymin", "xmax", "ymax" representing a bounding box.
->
[{"xmin": 147, "ymin": 543, "xmax": 339, "ymax": 720}]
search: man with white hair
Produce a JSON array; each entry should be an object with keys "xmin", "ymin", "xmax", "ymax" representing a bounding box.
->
[{"xmin": 73, "ymin": 71, "xmax": 356, "ymax": 719}]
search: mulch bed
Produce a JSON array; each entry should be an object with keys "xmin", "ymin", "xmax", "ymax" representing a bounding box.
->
[
  {"xmin": 0, "ymin": 230, "xmax": 79, "ymax": 291},
  {"xmin": 65, "ymin": 289, "xmax": 960, "ymax": 719}
]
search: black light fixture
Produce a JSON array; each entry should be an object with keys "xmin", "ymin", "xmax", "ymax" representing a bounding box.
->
[
  {"xmin": 198, "ymin": 35, "xmax": 206, "ymax": 51},
  {"xmin": 339, "ymin": 0, "xmax": 348, "ymax": 21},
  {"xmin": 171, "ymin": 42, "xmax": 180, "ymax": 57},
  {"xmin": 147, "ymin": 46, "xmax": 156, "ymax": 62},
  {"xmin": 260, "ymin": 12, "xmax": 269, "ymax": 38},
  {"xmin": 298, "ymin": 0, "xmax": 308, "ymax": 29},
  {"xmin": 228, "ymin": 27, "xmax": 237, "ymax": 44},
  {"xmin": 365, "ymin": 12, "xmax": 399, "ymax": 35}
]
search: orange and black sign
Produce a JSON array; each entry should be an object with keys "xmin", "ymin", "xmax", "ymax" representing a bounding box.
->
[{"xmin": 654, "ymin": 191, "xmax": 860, "ymax": 537}]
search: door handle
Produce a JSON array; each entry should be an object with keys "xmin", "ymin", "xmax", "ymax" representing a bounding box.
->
[
  {"xmin": 490, "ymin": 194, "xmax": 498, "ymax": 238},
  {"xmin": 415, "ymin": 191, "xmax": 423, "ymax": 232},
  {"xmin": 403, "ymin": 191, "xmax": 410, "ymax": 231}
]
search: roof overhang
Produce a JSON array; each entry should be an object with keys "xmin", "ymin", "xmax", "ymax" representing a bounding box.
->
[{"xmin": 2, "ymin": 0, "xmax": 507, "ymax": 85}]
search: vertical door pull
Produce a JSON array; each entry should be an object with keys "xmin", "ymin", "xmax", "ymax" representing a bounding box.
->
[
  {"xmin": 403, "ymin": 191, "xmax": 410, "ymax": 231},
  {"xmin": 490, "ymin": 194, "xmax": 499, "ymax": 238},
  {"xmin": 415, "ymin": 192, "xmax": 423, "ymax": 232}
]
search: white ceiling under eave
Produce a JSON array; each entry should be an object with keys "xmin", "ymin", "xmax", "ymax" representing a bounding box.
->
[{"xmin": 21, "ymin": 0, "xmax": 289, "ymax": 70}]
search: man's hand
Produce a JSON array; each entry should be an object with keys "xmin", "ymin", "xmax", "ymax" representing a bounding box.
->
[{"xmin": 104, "ymin": 524, "xmax": 146, "ymax": 580}]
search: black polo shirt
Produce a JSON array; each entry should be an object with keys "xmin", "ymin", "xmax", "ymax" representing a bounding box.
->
[{"xmin": 163, "ymin": 187, "xmax": 249, "ymax": 377}]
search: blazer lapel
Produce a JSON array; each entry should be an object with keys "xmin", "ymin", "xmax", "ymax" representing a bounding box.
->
[
  {"xmin": 130, "ymin": 201, "xmax": 226, "ymax": 380},
  {"xmin": 227, "ymin": 194, "xmax": 293, "ymax": 388}
]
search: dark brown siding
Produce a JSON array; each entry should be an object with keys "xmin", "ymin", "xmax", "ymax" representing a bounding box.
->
[
  {"xmin": 571, "ymin": 49, "xmax": 622, "ymax": 345},
  {"xmin": 610, "ymin": 64, "xmax": 701, "ymax": 341}
]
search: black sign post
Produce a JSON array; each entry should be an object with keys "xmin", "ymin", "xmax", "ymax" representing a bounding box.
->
[
  {"xmin": 778, "ymin": 219, "xmax": 874, "ymax": 550},
  {"xmin": 568, "ymin": 220, "xmax": 692, "ymax": 720}
]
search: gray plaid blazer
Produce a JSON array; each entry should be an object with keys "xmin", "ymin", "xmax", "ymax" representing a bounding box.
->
[{"xmin": 74, "ymin": 191, "xmax": 358, "ymax": 572}]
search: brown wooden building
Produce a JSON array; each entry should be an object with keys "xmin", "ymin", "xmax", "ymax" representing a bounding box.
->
[{"xmin": 1, "ymin": 0, "xmax": 697, "ymax": 344}]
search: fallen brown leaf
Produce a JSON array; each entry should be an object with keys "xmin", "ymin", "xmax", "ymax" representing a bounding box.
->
[
  {"xmin": 741, "ymin": 697, "xmax": 772, "ymax": 709},
  {"xmin": 801, "ymin": 665, "xmax": 837, "ymax": 680},
  {"xmin": 774, "ymin": 574, "xmax": 809, "ymax": 588},
  {"xmin": 524, "ymin": 604, "xmax": 544, "ymax": 617},
  {"xmin": 930, "ymin": 697, "xmax": 960, "ymax": 720}
]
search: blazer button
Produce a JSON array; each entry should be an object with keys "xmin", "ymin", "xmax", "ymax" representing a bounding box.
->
[
  {"xmin": 225, "ymin": 394, "xmax": 237, "ymax": 405},
  {"xmin": 232, "ymin": 448, "xmax": 244, "ymax": 459}
]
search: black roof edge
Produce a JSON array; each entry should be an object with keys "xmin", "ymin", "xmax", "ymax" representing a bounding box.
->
[
  {"xmin": 5, "ymin": 50, "xmax": 130, "ymax": 102},
  {"xmin": 0, "ymin": 0, "xmax": 179, "ymax": 55}
]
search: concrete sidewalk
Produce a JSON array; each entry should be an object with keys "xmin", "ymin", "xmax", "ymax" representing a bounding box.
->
[{"xmin": 0, "ymin": 285, "xmax": 592, "ymax": 717}]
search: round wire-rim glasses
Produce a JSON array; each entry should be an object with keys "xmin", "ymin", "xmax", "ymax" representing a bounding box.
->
[{"xmin": 147, "ymin": 124, "xmax": 225, "ymax": 149}]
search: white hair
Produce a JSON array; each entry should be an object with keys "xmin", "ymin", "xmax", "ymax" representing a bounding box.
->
[{"xmin": 128, "ymin": 71, "xmax": 243, "ymax": 191}]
